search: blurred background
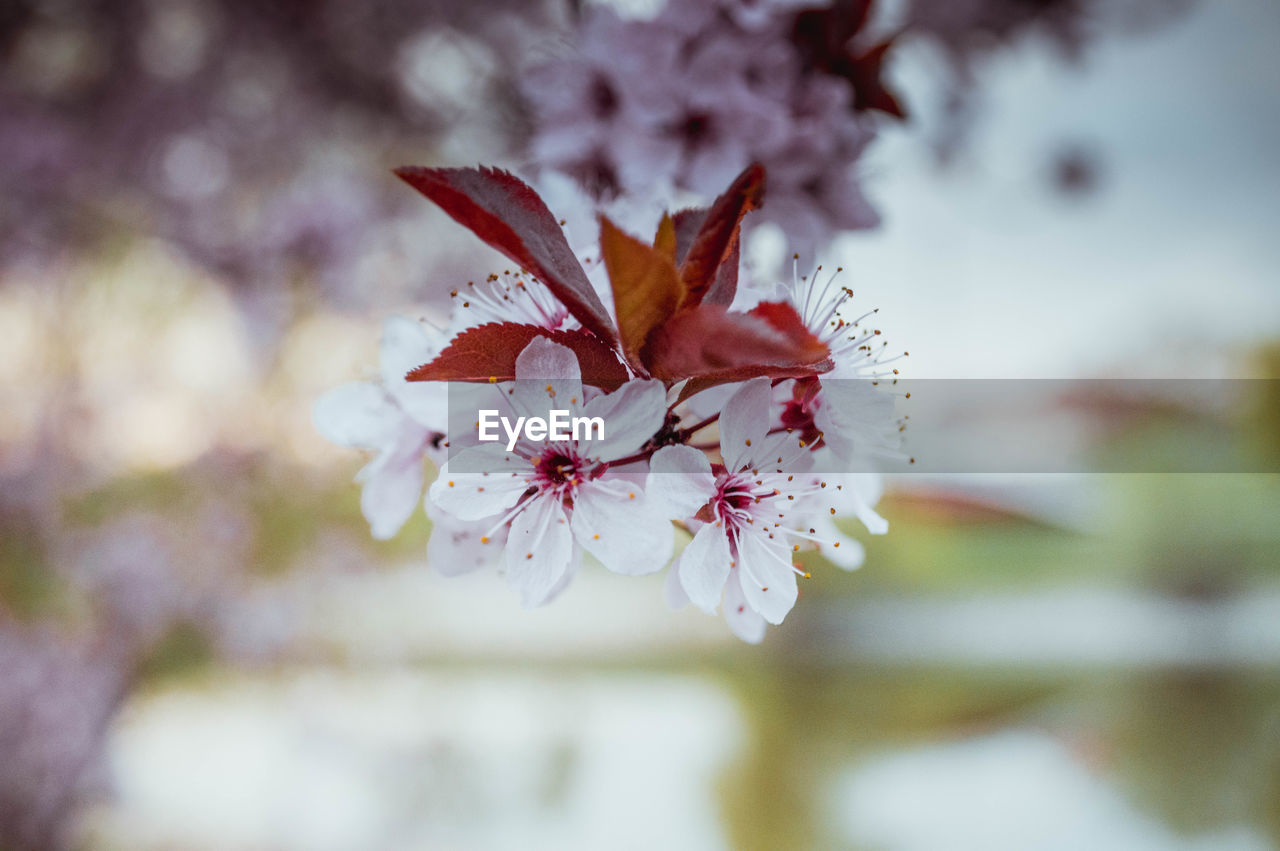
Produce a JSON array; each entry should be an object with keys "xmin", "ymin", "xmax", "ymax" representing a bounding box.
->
[{"xmin": 1, "ymin": 0, "xmax": 1278, "ymax": 848}]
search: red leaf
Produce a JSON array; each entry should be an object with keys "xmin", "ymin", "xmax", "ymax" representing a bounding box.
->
[
  {"xmin": 653, "ymin": 212, "xmax": 677, "ymax": 262},
  {"xmin": 671, "ymin": 207, "xmax": 707, "ymax": 265},
  {"xmin": 394, "ymin": 166, "xmax": 618, "ymax": 345},
  {"xmin": 677, "ymin": 163, "xmax": 765, "ymax": 308},
  {"xmin": 792, "ymin": 4, "xmax": 905, "ymax": 120},
  {"xmin": 792, "ymin": 2, "xmax": 874, "ymax": 60},
  {"xmin": 406, "ymin": 323, "xmax": 629, "ymax": 391},
  {"xmin": 672, "ymin": 207, "xmax": 742, "ymax": 308},
  {"xmin": 600, "ymin": 216, "xmax": 685, "ymax": 372},
  {"xmin": 846, "ymin": 42, "xmax": 906, "ymax": 118},
  {"xmin": 704, "ymin": 237, "xmax": 740, "ymax": 307},
  {"xmin": 640, "ymin": 302, "xmax": 830, "ymax": 385},
  {"xmin": 745, "ymin": 301, "xmax": 829, "ymax": 349}
]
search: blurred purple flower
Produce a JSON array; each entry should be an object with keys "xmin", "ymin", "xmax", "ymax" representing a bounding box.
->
[
  {"xmin": 521, "ymin": 0, "xmax": 886, "ymax": 253},
  {"xmin": 0, "ymin": 628, "xmax": 131, "ymax": 851},
  {"xmin": 0, "ymin": 0, "xmax": 564, "ymax": 332}
]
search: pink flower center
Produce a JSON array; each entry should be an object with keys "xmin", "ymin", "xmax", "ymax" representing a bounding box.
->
[
  {"xmin": 780, "ymin": 376, "xmax": 825, "ymax": 448},
  {"xmin": 706, "ymin": 471, "xmax": 772, "ymax": 542},
  {"xmin": 530, "ymin": 445, "xmax": 594, "ymax": 496}
]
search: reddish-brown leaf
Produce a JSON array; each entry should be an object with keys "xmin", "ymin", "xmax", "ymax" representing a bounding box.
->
[
  {"xmin": 745, "ymin": 300, "xmax": 829, "ymax": 350},
  {"xmin": 394, "ymin": 166, "xmax": 618, "ymax": 345},
  {"xmin": 600, "ymin": 216, "xmax": 685, "ymax": 372},
  {"xmin": 792, "ymin": 2, "xmax": 874, "ymax": 63},
  {"xmin": 846, "ymin": 42, "xmax": 906, "ymax": 118},
  {"xmin": 672, "ymin": 208, "xmax": 742, "ymax": 307},
  {"xmin": 677, "ymin": 163, "xmax": 765, "ymax": 308},
  {"xmin": 674, "ymin": 365, "xmax": 832, "ymax": 406},
  {"xmin": 641, "ymin": 302, "xmax": 830, "ymax": 386},
  {"xmin": 791, "ymin": 4, "xmax": 905, "ymax": 119},
  {"xmin": 406, "ymin": 322, "xmax": 629, "ymax": 391},
  {"xmin": 703, "ymin": 236, "xmax": 740, "ymax": 307},
  {"xmin": 653, "ymin": 212, "xmax": 677, "ymax": 262},
  {"xmin": 671, "ymin": 207, "xmax": 707, "ymax": 266}
]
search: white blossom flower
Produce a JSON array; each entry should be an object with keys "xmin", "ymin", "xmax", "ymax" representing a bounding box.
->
[
  {"xmin": 769, "ymin": 261, "xmax": 905, "ymax": 464},
  {"xmin": 649, "ymin": 378, "xmax": 862, "ymax": 637},
  {"xmin": 794, "ymin": 471, "xmax": 888, "ymax": 572},
  {"xmin": 313, "ymin": 315, "xmax": 447, "ymax": 539},
  {"xmin": 428, "ymin": 337, "xmax": 673, "ymax": 607},
  {"xmin": 664, "ymin": 552, "xmax": 771, "ymax": 644}
]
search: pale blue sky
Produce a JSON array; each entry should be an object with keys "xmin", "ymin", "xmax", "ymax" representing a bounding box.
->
[{"xmin": 826, "ymin": 0, "xmax": 1280, "ymax": 378}]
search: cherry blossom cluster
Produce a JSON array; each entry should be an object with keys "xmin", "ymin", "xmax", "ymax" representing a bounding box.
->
[
  {"xmin": 315, "ymin": 164, "xmax": 905, "ymax": 642},
  {"xmin": 521, "ymin": 0, "xmax": 905, "ymax": 257}
]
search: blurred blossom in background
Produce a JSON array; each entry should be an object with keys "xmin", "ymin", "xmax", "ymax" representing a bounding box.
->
[{"xmin": 2, "ymin": 0, "xmax": 1279, "ymax": 849}]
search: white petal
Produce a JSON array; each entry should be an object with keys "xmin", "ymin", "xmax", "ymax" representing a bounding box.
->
[
  {"xmin": 580, "ymin": 379, "xmax": 666, "ymax": 462},
  {"xmin": 447, "ymin": 382, "xmax": 516, "ymax": 453},
  {"xmin": 425, "ymin": 499, "xmax": 503, "ymax": 577},
  {"xmin": 813, "ymin": 379, "xmax": 898, "ymax": 461},
  {"xmin": 313, "ymin": 382, "xmax": 400, "ymax": 449},
  {"xmin": 677, "ymin": 523, "xmax": 732, "ymax": 614},
  {"xmin": 506, "ymin": 496, "xmax": 575, "ymax": 608},
  {"xmin": 851, "ymin": 472, "xmax": 885, "ymax": 506},
  {"xmin": 380, "ymin": 315, "xmax": 440, "ymax": 387},
  {"xmin": 811, "ymin": 515, "xmax": 866, "ymax": 571},
  {"xmin": 514, "ymin": 334, "xmax": 582, "ymax": 381},
  {"xmin": 826, "ymin": 473, "xmax": 889, "ymax": 535},
  {"xmin": 855, "ymin": 504, "xmax": 888, "ymax": 535},
  {"xmin": 541, "ymin": 543, "xmax": 582, "ymax": 606},
  {"xmin": 571, "ymin": 480, "xmax": 672, "ymax": 576},
  {"xmin": 646, "ymin": 445, "xmax": 716, "ymax": 519},
  {"xmin": 735, "ymin": 531, "xmax": 799, "ymax": 625},
  {"xmin": 512, "ymin": 337, "xmax": 584, "ymax": 423},
  {"xmin": 533, "ymin": 172, "xmax": 598, "ymax": 256},
  {"xmin": 393, "ymin": 381, "xmax": 448, "ymax": 435},
  {"xmin": 720, "ymin": 377, "xmax": 773, "ymax": 471},
  {"xmin": 724, "ymin": 571, "xmax": 767, "ymax": 644},
  {"xmin": 428, "ymin": 446, "xmax": 528, "ymax": 521},
  {"xmin": 680, "ymin": 381, "xmax": 740, "ymax": 422},
  {"xmin": 753, "ymin": 430, "xmax": 813, "ymax": 475},
  {"xmin": 358, "ymin": 442, "xmax": 426, "ymax": 540}
]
